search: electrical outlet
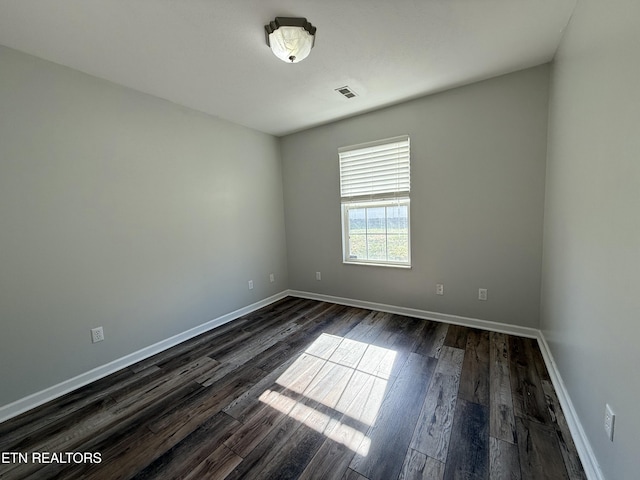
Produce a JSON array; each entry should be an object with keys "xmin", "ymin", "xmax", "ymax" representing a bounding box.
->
[
  {"xmin": 91, "ymin": 327, "xmax": 104, "ymax": 343},
  {"xmin": 436, "ymin": 284, "xmax": 444, "ymax": 295},
  {"xmin": 478, "ymin": 288, "xmax": 488, "ymax": 301},
  {"xmin": 248, "ymin": 280, "xmax": 254, "ymax": 290},
  {"xmin": 316, "ymin": 272, "xmax": 321, "ymax": 281},
  {"xmin": 604, "ymin": 404, "xmax": 615, "ymax": 441},
  {"xmin": 269, "ymin": 273, "xmax": 275, "ymax": 283}
]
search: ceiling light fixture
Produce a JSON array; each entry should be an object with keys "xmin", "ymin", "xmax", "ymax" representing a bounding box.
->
[{"xmin": 265, "ymin": 17, "xmax": 316, "ymax": 63}]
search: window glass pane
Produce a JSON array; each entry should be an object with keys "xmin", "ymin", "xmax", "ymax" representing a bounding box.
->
[
  {"xmin": 348, "ymin": 208, "xmax": 366, "ymax": 234},
  {"xmin": 349, "ymin": 233, "xmax": 366, "ymax": 260},
  {"xmin": 387, "ymin": 234, "xmax": 409, "ymax": 262},
  {"xmin": 386, "ymin": 205, "xmax": 408, "ymax": 232},
  {"xmin": 367, "ymin": 234, "xmax": 387, "ymax": 261},
  {"xmin": 366, "ymin": 207, "xmax": 386, "ymax": 233}
]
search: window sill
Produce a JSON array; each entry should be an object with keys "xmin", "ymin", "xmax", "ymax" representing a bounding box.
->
[{"xmin": 343, "ymin": 261, "xmax": 412, "ymax": 269}]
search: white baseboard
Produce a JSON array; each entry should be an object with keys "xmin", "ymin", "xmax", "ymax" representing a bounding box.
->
[
  {"xmin": 0, "ymin": 289, "xmax": 603, "ymax": 480},
  {"xmin": 0, "ymin": 291, "xmax": 289, "ymax": 424},
  {"xmin": 289, "ymin": 289, "xmax": 603, "ymax": 480},
  {"xmin": 536, "ymin": 333, "xmax": 605, "ymax": 480},
  {"xmin": 288, "ymin": 289, "xmax": 539, "ymax": 338}
]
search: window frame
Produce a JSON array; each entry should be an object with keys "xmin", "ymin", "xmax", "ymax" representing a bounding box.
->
[
  {"xmin": 341, "ymin": 197, "xmax": 411, "ymax": 267},
  {"xmin": 339, "ymin": 135, "xmax": 411, "ymax": 268}
]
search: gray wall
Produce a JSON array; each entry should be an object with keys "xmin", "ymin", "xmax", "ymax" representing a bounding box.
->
[
  {"xmin": 281, "ymin": 66, "xmax": 550, "ymax": 328},
  {"xmin": 542, "ymin": 0, "xmax": 640, "ymax": 478},
  {"xmin": 0, "ymin": 46, "xmax": 288, "ymax": 407}
]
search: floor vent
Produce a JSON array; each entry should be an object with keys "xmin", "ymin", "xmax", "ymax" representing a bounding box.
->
[{"xmin": 335, "ymin": 86, "xmax": 357, "ymax": 99}]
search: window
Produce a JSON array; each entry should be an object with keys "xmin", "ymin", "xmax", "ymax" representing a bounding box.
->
[{"xmin": 339, "ymin": 136, "xmax": 410, "ymax": 267}]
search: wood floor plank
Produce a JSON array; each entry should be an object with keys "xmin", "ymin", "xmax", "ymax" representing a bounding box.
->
[
  {"xmin": 490, "ymin": 332, "xmax": 517, "ymax": 444},
  {"xmin": 84, "ymin": 384, "xmax": 214, "ymax": 479},
  {"xmin": 240, "ymin": 297, "xmax": 314, "ymax": 332},
  {"xmin": 528, "ymin": 337, "xmax": 553, "ymax": 383},
  {"xmin": 297, "ymin": 351, "xmax": 401, "ymax": 480},
  {"xmin": 252, "ymin": 304, "xmax": 362, "ymax": 375},
  {"xmin": 146, "ymin": 362, "xmax": 264, "ymax": 435},
  {"xmin": 305, "ymin": 304, "xmax": 367, "ymax": 338},
  {"xmin": 323, "ymin": 306, "xmax": 381, "ymax": 334},
  {"xmin": 304, "ymin": 332, "xmax": 345, "ymax": 359},
  {"xmin": 254, "ymin": 339, "xmax": 383, "ymax": 479},
  {"xmin": 129, "ymin": 412, "xmax": 240, "ymax": 479},
  {"xmin": 127, "ymin": 316, "xmax": 251, "ymax": 373},
  {"xmin": 127, "ymin": 296, "xmax": 306, "ymax": 374},
  {"xmin": 227, "ymin": 322, "xmax": 376, "ymax": 479},
  {"xmin": 356, "ymin": 343, "xmax": 397, "ymax": 381},
  {"xmin": 147, "ymin": 298, "xmax": 313, "ymax": 373},
  {"xmin": 410, "ymin": 346, "xmax": 464, "ymax": 462},
  {"xmin": 158, "ymin": 318, "xmax": 290, "ymax": 372},
  {"xmin": 226, "ymin": 376, "xmax": 351, "ymax": 480},
  {"xmin": 443, "ymin": 324, "xmax": 468, "ymax": 349},
  {"xmin": 328, "ymin": 337, "xmax": 370, "ymax": 368},
  {"xmin": 489, "ymin": 437, "xmax": 521, "ymax": 480},
  {"xmin": 337, "ymin": 370, "xmax": 389, "ymax": 436},
  {"xmin": 182, "ymin": 444, "xmax": 243, "ymax": 480},
  {"xmin": 250, "ymin": 304, "xmax": 368, "ymax": 378},
  {"xmin": 0, "ymin": 394, "xmax": 116, "ymax": 455},
  {"xmin": 458, "ymin": 329, "xmax": 490, "ymax": 406},
  {"xmin": 297, "ymin": 428, "xmax": 357, "ymax": 480},
  {"xmin": 541, "ymin": 379, "xmax": 587, "ymax": 480},
  {"xmin": 399, "ymin": 449, "xmax": 445, "ymax": 480},
  {"xmin": 2, "ymin": 356, "xmax": 216, "ymax": 479},
  {"xmin": 13, "ymin": 381, "xmax": 205, "ymax": 480},
  {"xmin": 110, "ymin": 356, "xmax": 219, "ymax": 405},
  {"xmin": 516, "ymin": 417, "xmax": 569, "ymax": 480},
  {"xmin": 413, "ymin": 320, "xmax": 449, "ymax": 358},
  {"xmin": 214, "ymin": 322, "xmax": 302, "ymax": 366},
  {"xmin": 443, "ymin": 398, "xmax": 489, "ymax": 480},
  {"xmin": 295, "ymin": 302, "xmax": 351, "ymax": 328},
  {"xmin": 224, "ymin": 402, "xmax": 318, "ymax": 480},
  {"xmin": 259, "ymin": 406, "xmax": 331, "ymax": 480},
  {"xmin": 375, "ymin": 314, "xmax": 429, "ymax": 355},
  {"xmin": 221, "ymin": 353, "xmax": 300, "ymax": 423},
  {"xmin": 362, "ymin": 314, "xmax": 421, "ymax": 380},
  {"xmin": 81, "ymin": 396, "xmax": 239, "ymax": 480},
  {"xmin": 509, "ymin": 336, "xmax": 551, "ymax": 424},
  {"xmin": 342, "ymin": 468, "xmax": 369, "ymax": 480},
  {"xmin": 0, "ymin": 365, "xmax": 161, "ymax": 452},
  {"xmin": 343, "ymin": 310, "xmax": 393, "ymax": 345},
  {"xmin": 271, "ymin": 352, "xmax": 329, "ymax": 398},
  {"xmin": 302, "ymin": 356, "xmax": 361, "ymax": 408},
  {"xmin": 224, "ymin": 389, "xmax": 297, "ymax": 457},
  {"xmin": 350, "ymin": 353, "xmax": 437, "ymax": 480}
]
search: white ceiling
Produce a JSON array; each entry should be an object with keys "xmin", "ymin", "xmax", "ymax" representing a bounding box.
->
[{"xmin": 0, "ymin": 0, "xmax": 576, "ymax": 136}]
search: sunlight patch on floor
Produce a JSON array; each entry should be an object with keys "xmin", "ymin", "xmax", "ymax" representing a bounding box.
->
[
  {"xmin": 259, "ymin": 389, "xmax": 371, "ymax": 455},
  {"xmin": 259, "ymin": 333, "xmax": 397, "ymax": 454}
]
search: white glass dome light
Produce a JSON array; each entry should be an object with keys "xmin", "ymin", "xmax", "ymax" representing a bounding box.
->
[{"xmin": 265, "ymin": 17, "xmax": 316, "ymax": 63}]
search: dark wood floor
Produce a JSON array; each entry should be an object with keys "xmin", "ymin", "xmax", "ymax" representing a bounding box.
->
[{"xmin": 0, "ymin": 297, "xmax": 586, "ymax": 480}]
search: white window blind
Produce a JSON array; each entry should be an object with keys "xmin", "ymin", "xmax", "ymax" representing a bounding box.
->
[{"xmin": 339, "ymin": 135, "xmax": 410, "ymax": 201}]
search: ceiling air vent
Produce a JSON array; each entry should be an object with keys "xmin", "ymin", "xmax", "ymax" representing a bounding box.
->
[{"xmin": 335, "ymin": 86, "xmax": 357, "ymax": 99}]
